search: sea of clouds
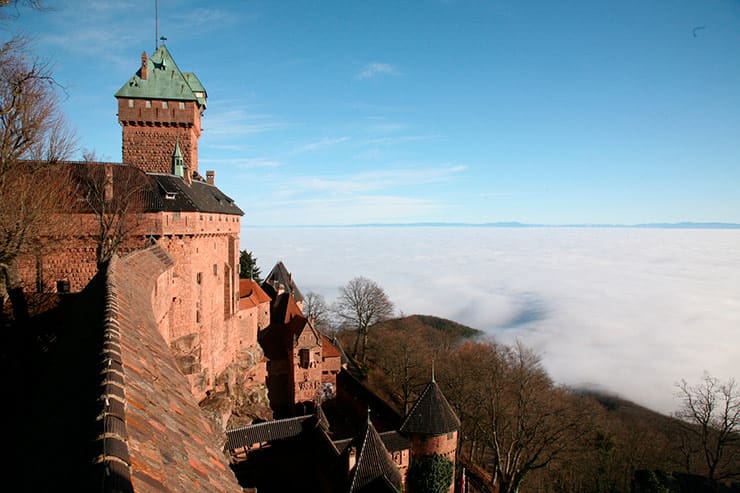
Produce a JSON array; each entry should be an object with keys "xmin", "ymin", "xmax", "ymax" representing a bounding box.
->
[{"xmin": 246, "ymin": 226, "xmax": 740, "ymax": 415}]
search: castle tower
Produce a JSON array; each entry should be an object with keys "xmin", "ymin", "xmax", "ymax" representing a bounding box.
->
[
  {"xmin": 115, "ymin": 44, "xmax": 207, "ymax": 176},
  {"xmin": 399, "ymin": 373, "xmax": 461, "ymax": 493}
]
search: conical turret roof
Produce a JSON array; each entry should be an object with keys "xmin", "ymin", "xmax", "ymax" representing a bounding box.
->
[{"xmin": 399, "ymin": 379, "xmax": 460, "ymax": 436}]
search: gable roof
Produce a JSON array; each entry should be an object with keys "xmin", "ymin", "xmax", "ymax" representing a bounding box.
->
[
  {"xmin": 115, "ymin": 45, "xmax": 206, "ymax": 107},
  {"xmin": 263, "ymin": 261, "xmax": 304, "ymax": 302},
  {"xmin": 399, "ymin": 379, "xmax": 461, "ymax": 436},
  {"xmin": 348, "ymin": 416, "xmax": 402, "ymax": 493}
]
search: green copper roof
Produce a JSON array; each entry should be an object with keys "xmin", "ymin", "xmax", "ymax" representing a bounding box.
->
[{"xmin": 115, "ymin": 45, "xmax": 207, "ymax": 107}]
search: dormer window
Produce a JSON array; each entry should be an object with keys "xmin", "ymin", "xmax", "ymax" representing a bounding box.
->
[{"xmin": 165, "ymin": 192, "xmax": 176, "ymax": 200}]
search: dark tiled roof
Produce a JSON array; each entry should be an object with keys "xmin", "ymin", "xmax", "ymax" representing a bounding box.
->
[
  {"xmin": 149, "ymin": 173, "xmax": 243, "ymax": 215},
  {"xmin": 263, "ymin": 261, "xmax": 304, "ymax": 302},
  {"xmin": 399, "ymin": 380, "xmax": 461, "ymax": 436},
  {"xmin": 99, "ymin": 245, "xmax": 242, "ymax": 492},
  {"xmin": 349, "ymin": 417, "xmax": 402, "ymax": 493},
  {"xmin": 61, "ymin": 161, "xmax": 242, "ymax": 216},
  {"xmin": 334, "ymin": 431, "xmax": 409, "ymax": 455},
  {"xmin": 378, "ymin": 431, "xmax": 410, "ymax": 453},
  {"xmin": 224, "ymin": 415, "xmax": 311, "ymax": 450}
]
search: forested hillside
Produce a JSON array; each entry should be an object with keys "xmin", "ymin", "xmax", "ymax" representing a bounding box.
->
[{"xmin": 338, "ymin": 315, "xmax": 740, "ymax": 493}]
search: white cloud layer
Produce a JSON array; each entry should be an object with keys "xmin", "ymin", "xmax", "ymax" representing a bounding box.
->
[{"xmin": 246, "ymin": 227, "xmax": 740, "ymax": 415}]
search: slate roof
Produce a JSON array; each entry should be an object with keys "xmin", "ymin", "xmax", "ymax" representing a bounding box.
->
[
  {"xmin": 115, "ymin": 44, "xmax": 207, "ymax": 107},
  {"xmin": 56, "ymin": 161, "xmax": 242, "ymax": 216},
  {"xmin": 399, "ymin": 379, "xmax": 461, "ymax": 436},
  {"xmin": 263, "ymin": 261, "xmax": 304, "ymax": 302},
  {"xmin": 149, "ymin": 173, "xmax": 243, "ymax": 215},
  {"xmin": 334, "ymin": 431, "xmax": 409, "ymax": 455},
  {"xmin": 98, "ymin": 245, "xmax": 242, "ymax": 492},
  {"xmin": 348, "ymin": 416, "xmax": 403, "ymax": 493},
  {"xmin": 224, "ymin": 415, "xmax": 312, "ymax": 450}
]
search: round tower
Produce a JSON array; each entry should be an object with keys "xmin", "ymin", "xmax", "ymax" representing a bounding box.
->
[
  {"xmin": 115, "ymin": 44, "xmax": 207, "ymax": 176},
  {"xmin": 399, "ymin": 373, "xmax": 460, "ymax": 493}
]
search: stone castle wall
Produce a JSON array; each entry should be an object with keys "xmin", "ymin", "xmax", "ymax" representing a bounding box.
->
[{"xmin": 118, "ymin": 98, "xmax": 201, "ymax": 174}]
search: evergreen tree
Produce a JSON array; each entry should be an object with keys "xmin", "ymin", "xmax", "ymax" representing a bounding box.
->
[{"xmin": 239, "ymin": 250, "xmax": 262, "ymax": 282}]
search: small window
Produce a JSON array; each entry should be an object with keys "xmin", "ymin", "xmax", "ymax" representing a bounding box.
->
[
  {"xmin": 213, "ymin": 264, "xmax": 218, "ymax": 276},
  {"xmin": 128, "ymin": 99, "xmax": 134, "ymax": 108},
  {"xmin": 196, "ymin": 272, "xmax": 202, "ymax": 284},
  {"xmin": 162, "ymin": 101, "xmax": 168, "ymax": 109},
  {"xmin": 179, "ymin": 101, "xmax": 185, "ymax": 110},
  {"xmin": 145, "ymin": 100, "xmax": 152, "ymax": 108},
  {"xmin": 299, "ymin": 348, "xmax": 310, "ymax": 369}
]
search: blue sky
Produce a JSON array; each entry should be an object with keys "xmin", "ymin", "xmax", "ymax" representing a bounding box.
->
[{"xmin": 8, "ymin": 0, "xmax": 740, "ymax": 226}]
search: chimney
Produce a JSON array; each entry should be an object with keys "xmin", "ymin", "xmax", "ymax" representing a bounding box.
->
[
  {"xmin": 104, "ymin": 166, "xmax": 113, "ymax": 202},
  {"xmin": 140, "ymin": 51, "xmax": 148, "ymax": 80},
  {"xmin": 184, "ymin": 166, "xmax": 192, "ymax": 185},
  {"xmin": 206, "ymin": 170, "xmax": 215, "ymax": 185}
]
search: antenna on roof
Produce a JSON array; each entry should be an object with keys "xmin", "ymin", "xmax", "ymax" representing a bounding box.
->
[
  {"xmin": 155, "ymin": 0, "xmax": 158, "ymax": 50},
  {"xmin": 431, "ymin": 358, "xmax": 435, "ymax": 382}
]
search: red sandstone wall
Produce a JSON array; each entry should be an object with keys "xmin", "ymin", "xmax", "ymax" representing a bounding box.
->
[
  {"xmin": 292, "ymin": 329, "xmax": 324, "ymax": 406},
  {"xmin": 409, "ymin": 431, "xmax": 458, "ymax": 493},
  {"xmin": 118, "ymin": 98, "xmax": 201, "ymax": 174}
]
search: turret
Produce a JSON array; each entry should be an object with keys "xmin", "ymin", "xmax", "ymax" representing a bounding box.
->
[{"xmin": 399, "ymin": 371, "xmax": 460, "ymax": 493}]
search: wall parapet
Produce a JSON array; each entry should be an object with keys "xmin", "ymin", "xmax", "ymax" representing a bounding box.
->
[{"xmin": 91, "ymin": 243, "xmax": 242, "ymax": 492}]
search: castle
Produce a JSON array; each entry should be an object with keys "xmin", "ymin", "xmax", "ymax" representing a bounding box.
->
[{"xmin": 12, "ymin": 43, "xmax": 461, "ymax": 492}]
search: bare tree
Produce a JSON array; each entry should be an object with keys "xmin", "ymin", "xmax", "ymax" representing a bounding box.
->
[
  {"xmin": 442, "ymin": 341, "xmax": 591, "ymax": 493},
  {"xmin": 303, "ymin": 291, "xmax": 331, "ymax": 332},
  {"xmin": 675, "ymin": 373, "xmax": 740, "ymax": 487},
  {"xmin": 0, "ymin": 32, "xmax": 76, "ymax": 308},
  {"xmin": 333, "ymin": 276, "xmax": 394, "ymax": 364},
  {"xmin": 74, "ymin": 161, "xmax": 150, "ymax": 267}
]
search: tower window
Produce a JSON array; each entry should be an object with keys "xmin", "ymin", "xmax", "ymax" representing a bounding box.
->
[
  {"xmin": 162, "ymin": 101, "xmax": 168, "ymax": 109},
  {"xmin": 128, "ymin": 99, "xmax": 134, "ymax": 108},
  {"xmin": 145, "ymin": 100, "xmax": 151, "ymax": 108},
  {"xmin": 179, "ymin": 102, "xmax": 185, "ymax": 110}
]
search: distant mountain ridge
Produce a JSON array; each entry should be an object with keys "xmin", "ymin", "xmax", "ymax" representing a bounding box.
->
[{"xmin": 254, "ymin": 222, "xmax": 740, "ymax": 229}]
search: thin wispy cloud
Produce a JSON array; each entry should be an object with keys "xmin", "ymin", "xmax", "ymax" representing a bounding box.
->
[
  {"xmin": 269, "ymin": 164, "xmax": 467, "ymax": 196},
  {"xmin": 364, "ymin": 134, "xmax": 440, "ymax": 146},
  {"xmin": 206, "ymin": 157, "xmax": 283, "ymax": 169},
  {"xmin": 356, "ymin": 62, "xmax": 400, "ymax": 79},
  {"xmin": 247, "ymin": 195, "xmax": 442, "ymax": 226},
  {"xmin": 206, "ymin": 108, "xmax": 290, "ymax": 137},
  {"xmin": 291, "ymin": 136, "xmax": 351, "ymax": 154}
]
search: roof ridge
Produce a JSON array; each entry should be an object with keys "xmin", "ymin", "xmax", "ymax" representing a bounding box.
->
[{"xmin": 95, "ymin": 254, "xmax": 134, "ymax": 491}]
